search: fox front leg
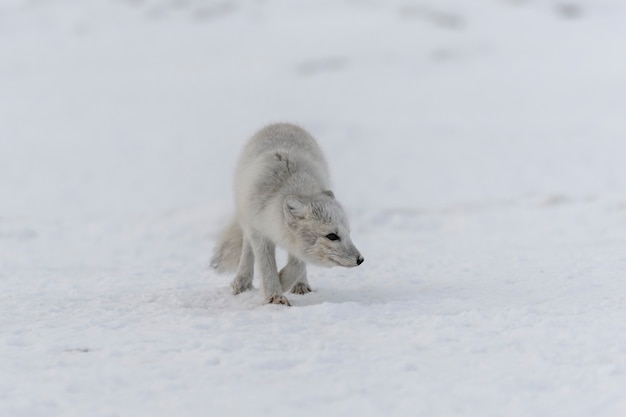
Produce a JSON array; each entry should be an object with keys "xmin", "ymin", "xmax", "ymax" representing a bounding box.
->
[
  {"xmin": 279, "ymin": 254, "xmax": 312, "ymax": 294},
  {"xmin": 250, "ymin": 234, "xmax": 291, "ymax": 306}
]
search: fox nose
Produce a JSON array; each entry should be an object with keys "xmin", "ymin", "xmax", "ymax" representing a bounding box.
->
[{"xmin": 356, "ymin": 255, "xmax": 364, "ymax": 266}]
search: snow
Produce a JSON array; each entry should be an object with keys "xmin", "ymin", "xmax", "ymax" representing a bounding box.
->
[{"xmin": 2, "ymin": 0, "xmax": 626, "ymax": 416}]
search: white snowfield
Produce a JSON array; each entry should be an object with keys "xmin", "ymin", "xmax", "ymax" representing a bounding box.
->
[{"xmin": 2, "ymin": 0, "xmax": 626, "ymax": 416}]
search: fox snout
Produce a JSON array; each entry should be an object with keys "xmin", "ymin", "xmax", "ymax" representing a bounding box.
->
[
  {"xmin": 345, "ymin": 243, "xmax": 364, "ymax": 267},
  {"xmin": 325, "ymin": 245, "xmax": 364, "ymax": 268}
]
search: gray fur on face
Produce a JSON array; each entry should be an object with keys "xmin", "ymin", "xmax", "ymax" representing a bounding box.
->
[{"xmin": 284, "ymin": 193, "xmax": 361, "ymax": 267}]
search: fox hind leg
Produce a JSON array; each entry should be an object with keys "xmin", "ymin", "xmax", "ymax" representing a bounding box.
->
[{"xmin": 231, "ymin": 237, "xmax": 255, "ymax": 295}]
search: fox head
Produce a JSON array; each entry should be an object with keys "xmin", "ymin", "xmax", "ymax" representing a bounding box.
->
[{"xmin": 283, "ymin": 191, "xmax": 364, "ymax": 268}]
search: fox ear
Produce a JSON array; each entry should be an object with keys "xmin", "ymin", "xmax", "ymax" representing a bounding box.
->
[
  {"xmin": 322, "ymin": 190, "xmax": 335, "ymax": 199},
  {"xmin": 284, "ymin": 196, "xmax": 309, "ymax": 222}
]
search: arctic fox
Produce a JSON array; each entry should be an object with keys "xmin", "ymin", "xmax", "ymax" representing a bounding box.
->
[{"xmin": 211, "ymin": 123, "xmax": 364, "ymax": 306}]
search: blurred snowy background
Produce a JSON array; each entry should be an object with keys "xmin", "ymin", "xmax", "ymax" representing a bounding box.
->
[{"xmin": 2, "ymin": 1, "xmax": 626, "ymax": 416}]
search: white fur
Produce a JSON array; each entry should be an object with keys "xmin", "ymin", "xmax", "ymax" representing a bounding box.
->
[{"xmin": 211, "ymin": 123, "xmax": 363, "ymax": 306}]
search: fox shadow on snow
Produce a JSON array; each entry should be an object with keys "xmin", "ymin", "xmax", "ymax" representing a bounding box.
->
[{"xmin": 150, "ymin": 281, "xmax": 424, "ymax": 311}]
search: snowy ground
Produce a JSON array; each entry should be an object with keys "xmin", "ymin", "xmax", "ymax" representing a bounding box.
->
[{"xmin": 2, "ymin": 0, "xmax": 626, "ymax": 416}]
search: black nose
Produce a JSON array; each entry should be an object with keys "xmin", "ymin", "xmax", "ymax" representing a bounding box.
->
[{"xmin": 356, "ymin": 255, "xmax": 364, "ymax": 266}]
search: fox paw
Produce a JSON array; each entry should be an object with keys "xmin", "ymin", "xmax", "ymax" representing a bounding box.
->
[
  {"xmin": 267, "ymin": 295, "xmax": 291, "ymax": 306},
  {"xmin": 231, "ymin": 278, "xmax": 254, "ymax": 295},
  {"xmin": 291, "ymin": 283, "xmax": 312, "ymax": 295}
]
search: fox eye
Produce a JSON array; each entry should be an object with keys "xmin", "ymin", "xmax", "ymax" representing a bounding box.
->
[{"xmin": 325, "ymin": 233, "xmax": 340, "ymax": 241}]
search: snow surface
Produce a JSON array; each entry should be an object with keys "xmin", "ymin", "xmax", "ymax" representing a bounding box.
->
[{"xmin": 2, "ymin": 0, "xmax": 626, "ymax": 416}]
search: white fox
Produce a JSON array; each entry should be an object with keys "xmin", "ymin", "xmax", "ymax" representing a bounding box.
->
[{"xmin": 211, "ymin": 123, "xmax": 364, "ymax": 306}]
